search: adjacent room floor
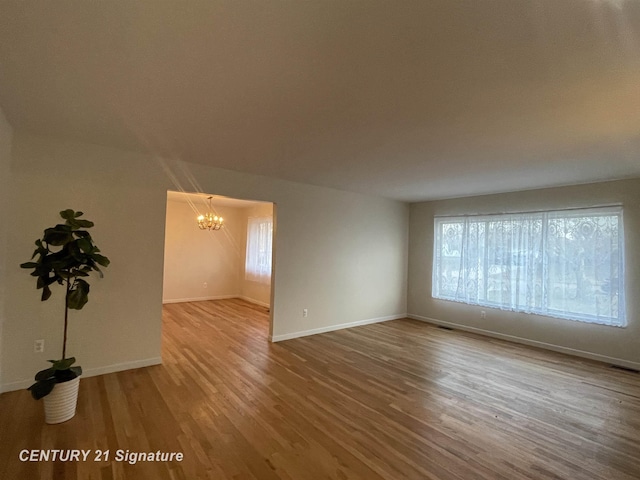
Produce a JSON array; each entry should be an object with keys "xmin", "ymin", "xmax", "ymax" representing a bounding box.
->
[{"xmin": 1, "ymin": 298, "xmax": 639, "ymax": 479}]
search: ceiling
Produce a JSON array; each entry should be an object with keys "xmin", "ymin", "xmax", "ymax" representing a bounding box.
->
[
  {"xmin": 0, "ymin": 0, "xmax": 639, "ymax": 202},
  {"xmin": 167, "ymin": 191, "xmax": 266, "ymax": 209}
]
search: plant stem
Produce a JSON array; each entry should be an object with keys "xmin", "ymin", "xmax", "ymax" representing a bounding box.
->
[{"xmin": 63, "ymin": 278, "xmax": 70, "ymax": 360}]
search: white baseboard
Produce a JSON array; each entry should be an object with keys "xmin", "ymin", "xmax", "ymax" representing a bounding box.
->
[
  {"xmin": 163, "ymin": 295, "xmax": 237, "ymax": 304},
  {"xmin": 163, "ymin": 295, "xmax": 270, "ymax": 308},
  {"xmin": 239, "ymin": 296, "xmax": 270, "ymax": 308},
  {"xmin": 0, "ymin": 357, "xmax": 162, "ymax": 393},
  {"xmin": 270, "ymin": 314, "xmax": 406, "ymax": 342},
  {"xmin": 407, "ymin": 313, "xmax": 640, "ymax": 370}
]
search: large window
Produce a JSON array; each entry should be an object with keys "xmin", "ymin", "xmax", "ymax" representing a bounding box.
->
[
  {"xmin": 433, "ymin": 206, "xmax": 625, "ymax": 327},
  {"xmin": 245, "ymin": 216, "xmax": 273, "ymax": 284}
]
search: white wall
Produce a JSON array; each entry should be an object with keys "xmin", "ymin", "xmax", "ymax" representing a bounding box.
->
[
  {"xmin": 163, "ymin": 199, "xmax": 244, "ymax": 303},
  {"xmin": 408, "ymin": 179, "xmax": 640, "ymax": 368},
  {"xmin": 3, "ymin": 135, "xmax": 167, "ymax": 392},
  {"xmin": 240, "ymin": 202, "xmax": 274, "ymax": 307},
  {"xmin": 1, "ymin": 132, "xmax": 409, "ymax": 391},
  {"xmin": 0, "ymin": 106, "xmax": 13, "ymax": 392}
]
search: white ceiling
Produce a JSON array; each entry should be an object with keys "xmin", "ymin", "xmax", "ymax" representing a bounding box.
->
[
  {"xmin": 1, "ymin": 0, "xmax": 639, "ymax": 202},
  {"xmin": 167, "ymin": 190, "xmax": 266, "ymax": 209}
]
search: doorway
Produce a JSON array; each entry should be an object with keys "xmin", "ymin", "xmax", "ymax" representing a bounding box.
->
[{"xmin": 162, "ymin": 190, "xmax": 275, "ymax": 335}]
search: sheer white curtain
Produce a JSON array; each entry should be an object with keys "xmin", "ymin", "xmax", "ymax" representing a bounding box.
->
[
  {"xmin": 245, "ymin": 216, "xmax": 273, "ymax": 284},
  {"xmin": 433, "ymin": 207, "xmax": 625, "ymax": 326}
]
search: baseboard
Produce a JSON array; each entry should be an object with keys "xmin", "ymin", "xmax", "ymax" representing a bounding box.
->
[
  {"xmin": 239, "ymin": 296, "xmax": 270, "ymax": 308},
  {"xmin": 270, "ymin": 314, "xmax": 406, "ymax": 342},
  {"xmin": 162, "ymin": 295, "xmax": 237, "ymax": 304},
  {"xmin": 163, "ymin": 295, "xmax": 270, "ymax": 308},
  {"xmin": 407, "ymin": 313, "xmax": 640, "ymax": 370},
  {"xmin": 0, "ymin": 357, "xmax": 163, "ymax": 393}
]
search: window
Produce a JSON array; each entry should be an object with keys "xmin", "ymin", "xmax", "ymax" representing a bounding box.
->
[
  {"xmin": 433, "ymin": 206, "xmax": 625, "ymax": 327},
  {"xmin": 245, "ymin": 216, "xmax": 273, "ymax": 284}
]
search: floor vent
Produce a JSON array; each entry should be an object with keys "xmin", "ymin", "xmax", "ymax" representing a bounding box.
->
[
  {"xmin": 437, "ymin": 325, "xmax": 454, "ymax": 331},
  {"xmin": 610, "ymin": 364, "xmax": 640, "ymax": 374}
]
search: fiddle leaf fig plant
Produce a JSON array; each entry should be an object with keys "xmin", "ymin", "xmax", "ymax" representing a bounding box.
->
[{"xmin": 20, "ymin": 209, "xmax": 110, "ymax": 400}]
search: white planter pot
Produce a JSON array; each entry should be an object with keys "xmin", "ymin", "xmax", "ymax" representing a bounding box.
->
[{"xmin": 43, "ymin": 376, "xmax": 80, "ymax": 424}]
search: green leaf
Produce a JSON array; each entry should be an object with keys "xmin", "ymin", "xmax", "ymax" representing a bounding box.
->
[
  {"xmin": 28, "ymin": 378, "xmax": 56, "ymax": 400},
  {"xmin": 41, "ymin": 284, "xmax": 52, "ymax": 301},
  {"xmin": 74, "ymin": 219, "xmax": 94, "ymax": 228},
  {"xmin": 31, "ymin": 239, "xmax": 48, "ymax": 259},
  {"xmin": 52, "ymin": 357, "xmax": 76, "ymax": 370},
  {"xmin": 44, "ymin": 225, "xmax": 73, "ymax": 246},
  {"xmin": 55, "ymin": 369, "xmax": 78, "ymax": 382},
  {"xmin": 67, "ymin": 241, "xmax": 83, "ymax": 261},
  {"xmin": 67, "ymin": 279, "xmax": 90, "ymax": 310},
  {"xmin": 20, "ymin": 262, "xmax": 38, "ymax": 269},
  {"xmin": 35, "ymin": 367, "xmax": 56, "ymax": 381},
  {"xmin": 92, "ymin": 264, "xmax": 104, "ymax": 278},
  {"xmin": 60, "ymin": 209, "xmax": 76, "ymax": 220},
  {"xmin": 77, "ymin": 238, "xmax": 93, "ymax": 253},
  {"xmin": 92, "ymin": 254, "xmax": 110, "ymax": 267}
]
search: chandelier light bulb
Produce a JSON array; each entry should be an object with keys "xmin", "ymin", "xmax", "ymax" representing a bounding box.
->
[{"xmin": 197, "ymin": 197, "xmax": 224, "ymax": 231}]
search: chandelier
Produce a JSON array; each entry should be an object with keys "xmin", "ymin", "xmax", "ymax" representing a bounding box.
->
[{"xmin": 197, "ymin": 196, "xmax": 224, "ymax": 231}]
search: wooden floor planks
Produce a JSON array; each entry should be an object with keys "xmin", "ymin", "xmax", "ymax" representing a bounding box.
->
[{"xmin": 1, "ymin": 298, "xmax": 639, "ymax": 479}]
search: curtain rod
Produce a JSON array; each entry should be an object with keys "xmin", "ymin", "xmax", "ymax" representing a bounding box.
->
[{"xmin": 433, "ymin": 203, "xmax": 623, "ymax": 219}]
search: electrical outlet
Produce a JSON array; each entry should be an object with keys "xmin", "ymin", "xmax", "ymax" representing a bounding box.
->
[
  {"xmin": 303, "ymin": 308, "xmax": 308, "ymax": 318},
  {"xmin": 480, "ymin": 310, "xmax": 486, "ymax": 319},
  {"xmin": 34, "ymin": 339, "xmax": 44, "ymax": 353},
  {"xmin": 203, "ymin": 282, "xmax": 208, "ymax": 289}
]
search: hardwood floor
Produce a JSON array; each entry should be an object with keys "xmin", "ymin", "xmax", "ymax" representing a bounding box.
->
[{"xmin": 1, "ymin": 298, "xmax": 639, "ymax": 479}]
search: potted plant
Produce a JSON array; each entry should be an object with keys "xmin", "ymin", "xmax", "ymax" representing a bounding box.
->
[{"xmin": 20, "ymin": 209, "xmax": 110, "ymax": 424}]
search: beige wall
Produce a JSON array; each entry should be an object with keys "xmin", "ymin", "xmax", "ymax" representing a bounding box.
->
[
  {"xmin": 163, "ymin": 199, "xmax": 244, "ymax": 303},
  {"xmin": 240, "ymin": 202, "xmax": 274, "ymax": 307},
  {"xmin": 1, "ymin": 132, "xmax": 409, "ymax": 391},
  {"xmin": 0, "ymin": 106, "xmax": 13, "ymax": 391},
  {"xmin": 408, "ymin": 179, "xmax": 640, "ymax": 368},
  {"xmin": 3, "ymin": 135, "xmax": 167, "ymax": 392}
]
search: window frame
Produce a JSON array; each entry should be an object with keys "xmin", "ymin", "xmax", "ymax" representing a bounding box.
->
[{"xmin": 432, "ymin": 206, "xmax": 626, "ymax": 327}]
